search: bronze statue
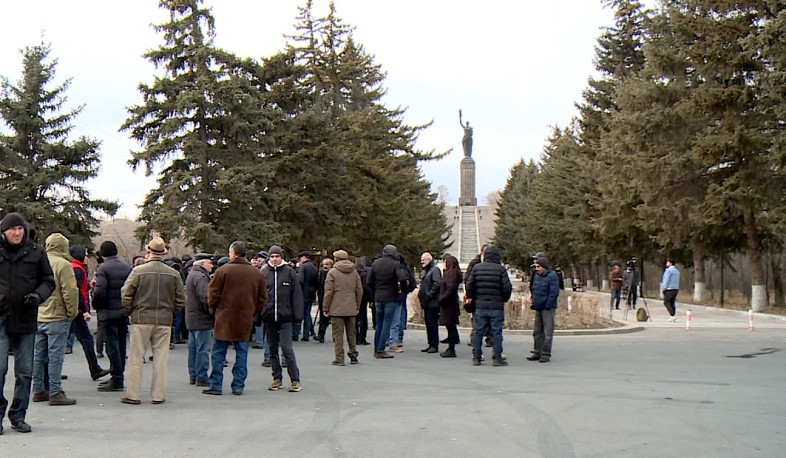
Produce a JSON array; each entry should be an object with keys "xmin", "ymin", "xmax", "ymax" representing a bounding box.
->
[{"xmin": 459, "ymin": 109, "xmax": 473, "ymax": 157}]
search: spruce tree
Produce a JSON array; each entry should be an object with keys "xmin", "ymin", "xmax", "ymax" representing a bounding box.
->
[
  {"xmin": 121, "ymin": 0, "xmax": 277, "ymax": 251},
  {"xmin": 0, "ymin": 43, "xmax": 117, "ymax": 245}
]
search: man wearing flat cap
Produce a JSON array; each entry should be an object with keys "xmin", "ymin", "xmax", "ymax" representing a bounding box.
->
[
  {"xmin": 527, "ymin": 254, "xmax": 560, "ymax": 363},
  {"xmin": 322, "ymin": 250, "xmax": 362, "ymax": 365},
  {"xmin": 0, "ymin": 212, "xmax": 55, "ymax": 433},
  {"xmin": 120, "ymin": 237, "xmax": 185, "ymax": 404}
]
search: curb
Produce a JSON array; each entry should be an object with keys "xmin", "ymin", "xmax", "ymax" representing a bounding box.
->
[{"xmin": 406, "ymin": 322, "xmax": 644, "ymax": 336}]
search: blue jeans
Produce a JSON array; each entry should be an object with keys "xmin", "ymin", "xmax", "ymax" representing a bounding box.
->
[
  {"xmin": 0, "ymin": 319, "xmax": 35, "ymax": 423},
  {"xmin": 172, "ymin": 309, "xmax": 185, "ymax": 342},
  {"xmin": 267, "ymin": 321, "xmax": 300, "ymax": 382},
  {"xmin": 610, "ymin": 288, "xmax": 622, "ymax": 309},
  {"xmin": 188, "ymin": 329, "xmax": 213, "ymax": 383},
  {"xmin": 472, "ymin": 308, "xmax": 504, "ymax": 361},
  {"xmin": 374, "ymin": 301, "xmax": 398, "ymax": 352},
  {"xmin": 388, "ymin": 302, "xmax": 403, "ymax": 345},
  {"xmin": 424, "ymin": 307, "xmax": 440, "ymax": 348},
  {"xmin": 33, "ymin": 320, "xmax": 71, "ymax": 395},
  {"xmin": 209, "ymin": 339, "xmax": 249, "ymax": 393}
]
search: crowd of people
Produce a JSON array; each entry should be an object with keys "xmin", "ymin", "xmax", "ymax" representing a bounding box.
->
[{"xmin": 0, "ymin": 211, "xmax": 566, "ymax": 434}]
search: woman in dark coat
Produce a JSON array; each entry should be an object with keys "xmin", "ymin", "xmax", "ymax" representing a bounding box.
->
[{"xmin": 438, "ymin": 255, "xmax": 463, "ymax": 358}]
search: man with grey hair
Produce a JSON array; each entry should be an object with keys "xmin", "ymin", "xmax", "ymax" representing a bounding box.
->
[
  {"xmin": 418, "ymin": 252, "xmax": 442, "ymax": 353},
  {"xmin": 185, "ymin": 253, "xmax": 214, "ymax": 386},
  {"xmin": 203, "ymin": 242, "xmax": 267, "ymax": 396}
]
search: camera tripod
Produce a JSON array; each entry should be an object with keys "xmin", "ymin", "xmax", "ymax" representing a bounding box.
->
[{"xmin": 622, "ymin": 282, "xmax": 651, "ymax": 321}]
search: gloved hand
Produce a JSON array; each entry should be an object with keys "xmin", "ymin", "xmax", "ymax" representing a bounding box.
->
[{"xmin": 23, "ymin": 292, "xmax": 42, "ymax": 307}]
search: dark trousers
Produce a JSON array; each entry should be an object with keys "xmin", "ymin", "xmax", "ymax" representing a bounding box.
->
[
  {"xmin": 356, "ymin": 300, "xmax": 369, "ymax": 343},
  {"xmin": 626, "ymin": 285, "xmax": 638, "ymax": 308},
  {"xmin": 424, "ymin": 307, "xmax": 440, "ymax": 348},
  {"xmin": 70, "ymin": 314, "xmax": 103, "ymax": 378},
  {"xmin": 532, "ymin": 309, "xmax": 555, "ymax": 358},
  {"xmin": 315, "ymin": 303, "xmax": 330, "ymax": 339},
  {"xmin": 267, "ymin": 321, "xmax": 300, "ymax": 383},
  {"xmin": 100, "ymin": 317, "xmax": 128, "ymax": 386},
  {"xmin": 445, "ymin": 324, "xmax": 459, "ymax": 351},
  {"xmin": 663, "ymin": 289, "xmax": 678, "ymax": 316}
]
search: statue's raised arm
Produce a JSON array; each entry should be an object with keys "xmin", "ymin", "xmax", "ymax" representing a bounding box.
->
[{"xmin": 459, "ymin": 109, "xmax": 473, "ymax": 157}]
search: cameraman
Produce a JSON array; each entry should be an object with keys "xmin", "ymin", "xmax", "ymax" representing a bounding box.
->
[{"xmin": 622, "ymin": 260, "xmax": 640, "ymax": 310}]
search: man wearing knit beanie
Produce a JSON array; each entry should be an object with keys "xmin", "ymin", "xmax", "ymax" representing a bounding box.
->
[
  {"xmin": 0, "ymin": 212, "xmax": 56, "ymax": 433},
  {"xmin": 259, "ymin": 244, "xmax": 304, "ymax": 392},
  {"xmin": 528, "ymin": 255, "xmax": 560, "ymax": 363}
]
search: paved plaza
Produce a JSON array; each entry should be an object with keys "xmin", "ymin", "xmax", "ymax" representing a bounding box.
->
[{"xmin": 2, "ymin": 296, "xmax": 786, "ymax": 457}]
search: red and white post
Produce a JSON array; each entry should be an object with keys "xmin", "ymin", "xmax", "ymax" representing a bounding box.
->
[{"xmin": 748, "ymin": 309, "xmax": 754, "ymax": 331}]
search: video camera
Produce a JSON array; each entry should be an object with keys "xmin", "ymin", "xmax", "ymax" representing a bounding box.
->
[{"xmin": 625, "ymin": 257, "xmax": 637, "ymax": 269}]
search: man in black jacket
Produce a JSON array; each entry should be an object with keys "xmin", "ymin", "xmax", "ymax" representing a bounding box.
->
[
  {"xmin": 367, "ymin": 244, "xmax": 407, "ymax": 358},
  {"xmin": 185, "ymin": 254, "xmax": 214, "ymax": 386},
  {"xmin": 418, "ymin": 253, "xmax": 442, "ymax": 353},
  {"xmin": 466, "ymin": 246, "xmax": 512, "ymax": 366},
  {"xmin": 313, "ymin": 257, "xmax": 333, "ymax": 343},
  {"xmin": 0, "ymin": 212, "xmax": 56, "ymax": 433},
  {"xmin": 92, "ymin": 241, "xmax": 132, "ymax": 392},
  {"xmin": 260, "ymin": 245, "xmax": 304, "ymax": 392},
  {"xmin": 294, "ymin": 252, "xmax": 319, "ymax": 342}
]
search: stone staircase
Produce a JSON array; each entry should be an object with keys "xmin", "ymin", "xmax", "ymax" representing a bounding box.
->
[{"xmin": 459, "ymin": 207, "xmax": 478, "ymax": 264}]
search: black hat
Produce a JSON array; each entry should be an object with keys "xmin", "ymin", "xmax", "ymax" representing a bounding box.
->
[
  {"xmin": 0, "ymin": 212, "xmax": 26, "ymax": 232},
  {"xmin": 69, "ymin": 245, "xmax": 87, "ymax": 262},
  {"xmin": 217, "ymin": 256, "xmax": 230, "ymax": 267},
  {"xmin": 195, "ymin": 252, "xmax": 213, "ymax": 261},
  {"xmin": 298, "ymin": 251, "xmax": 310, "ymax": 258},
  {"xmin": 99, "ymin": 241, "xmax": 118, "ymax": 257}
]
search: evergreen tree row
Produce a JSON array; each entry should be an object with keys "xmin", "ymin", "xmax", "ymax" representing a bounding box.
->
[
  {"xmin": 494, "ymin": 0, "xmax": 786, "ymax": 311},
  {"xmin": 1, "ymin": 0, "xmax": 450, "ymax": 262}
]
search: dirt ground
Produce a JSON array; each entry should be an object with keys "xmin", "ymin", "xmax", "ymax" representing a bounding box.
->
[{"xmin": 409, "ymin": 289, "xmax": 623, "ymax": 330}]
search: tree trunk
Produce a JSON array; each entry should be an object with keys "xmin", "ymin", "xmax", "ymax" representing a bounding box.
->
[
  {"xmin": 693, "ymin": 249, "xmax": 705, "ymax": 303},
  {"xmin": 771, "ymin": 252, "xmax": 784, "ymax": 308},
  {"xmin": 585, "ymin": 262, "xmax": 594, "ymax": 289},
  {"xmin": 744, "ymin": 206, "xmax": 767, "ymax": 311},
  {"xmin": 601, "ymin": 255, "xmax": 609, "ymax": 291}
]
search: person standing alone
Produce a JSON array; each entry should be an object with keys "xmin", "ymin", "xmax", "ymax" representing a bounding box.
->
[{"xmin": 661, "ymin": 259, "xmax": 679, "ymax": 322}]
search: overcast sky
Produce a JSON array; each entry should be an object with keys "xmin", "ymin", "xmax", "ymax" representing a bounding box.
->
[{"xmin": 1, "ymin": 0, "xmax": 614, "ymax": 218}]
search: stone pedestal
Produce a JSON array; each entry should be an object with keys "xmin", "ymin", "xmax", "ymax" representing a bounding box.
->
[{"xmin": 459, "ymin": 157, "xmax": 477, "ymax": 206}]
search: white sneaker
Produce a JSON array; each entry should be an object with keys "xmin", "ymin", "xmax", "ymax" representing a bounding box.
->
[{"xmin": 667, "ymin": 316, "xmax": 676, "ymax": 322}]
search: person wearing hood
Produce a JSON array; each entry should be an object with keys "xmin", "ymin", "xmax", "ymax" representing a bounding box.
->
[
  {"xmin": 322, "ymin": 250, "xmax": 362, "ymax": 366},
  {"xmin": 120, "ymin": 237, "xmax": 186, "ymax": 405},
  {"xmin": 527, "ymin": 255, "xmax": 560, "ymax": 363},
  {"xmin": 367, "ymin": 244, "xmax": 408, "ymax": 359},
  {"xmin": 66, "ymin": 245, "xmax": 109, "ymax": 383},
  {"xmin": 0, "ymin": 213, "xmax": 55, "ymax": 433},
  {"xmin": 259, "ymin": 245, "xmax": 304, "ymax": 392},
  {"xmin": 30, "ymin": 233, "xmax": 79, "ymax": 406},
  {"xmin": 466, "ymin": 245, "xmax": 512, "ymax": 366}
]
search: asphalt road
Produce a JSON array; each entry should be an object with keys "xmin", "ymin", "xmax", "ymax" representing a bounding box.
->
[{"xmin": 1, "ymin": 322, "xmax": 785, "ymax": 457}]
